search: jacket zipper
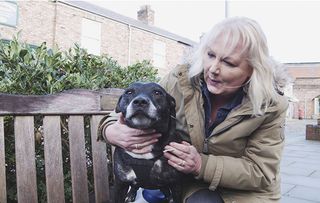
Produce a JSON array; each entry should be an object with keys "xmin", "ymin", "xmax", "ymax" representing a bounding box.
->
[{"xmin": 203, "ymin": 115, "xmax": 246, "ymax": 154}]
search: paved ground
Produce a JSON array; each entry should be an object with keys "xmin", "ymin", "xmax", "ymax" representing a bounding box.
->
[{"xmin": 281, "ymin": 119, "xmax": 320, "ymax": 203}]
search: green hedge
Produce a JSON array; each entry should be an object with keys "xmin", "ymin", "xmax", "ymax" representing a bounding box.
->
[{"xmin": 0, "ymin": 37, "xmax": 159, "ymax": 94}]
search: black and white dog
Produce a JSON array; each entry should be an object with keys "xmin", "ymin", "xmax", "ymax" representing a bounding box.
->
[{"xmin": 113, "ymin": 82, "xmax": 186, "ymax": 203}]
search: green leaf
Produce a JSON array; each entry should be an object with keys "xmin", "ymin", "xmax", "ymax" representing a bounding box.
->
[{"xmin": 19, "ymin": 49, "xmax": 28, "ymax": 58}]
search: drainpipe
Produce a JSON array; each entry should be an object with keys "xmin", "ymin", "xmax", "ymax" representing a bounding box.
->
[
  {"xmin": 225, "ymin": 0, "xmax": 229, "ymax": 18},
  {"xmin": 128, "ymin": 24, "xmax": 132, "ymax": 66},
  {"xmin": 52, "ymin": 1, "xmax": 58, "ymax": 47},
  {"xmin": 314, "ymin": 98, "xmax": 319, "ymax": 118},
  {"xmin": 304, "ymin": 96, "xmax": 307, "ymax": 119}
]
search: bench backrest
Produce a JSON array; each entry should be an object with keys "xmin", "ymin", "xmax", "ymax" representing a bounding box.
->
[{"xmin": 0, "ymin": 89, "xmax": 122, "ymax": 203}]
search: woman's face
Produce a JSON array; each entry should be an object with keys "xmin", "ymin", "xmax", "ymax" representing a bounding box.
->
[{"xmin": 203, "ymin": 36, "xmax": 253, "ymax": 97}]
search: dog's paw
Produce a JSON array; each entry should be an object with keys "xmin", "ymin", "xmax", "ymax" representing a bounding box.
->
[{"xmin": 124, "ymin": 194, "xmax": 136, "ymax": 203}]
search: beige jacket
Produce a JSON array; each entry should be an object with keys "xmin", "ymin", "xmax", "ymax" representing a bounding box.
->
[
  {"xmin": 98, "ymin": 64, "xmax": 288, "ymax": 203},
  {"xmin": 159, "ymin": 64, "xmax": 288, "ymax": 203}
]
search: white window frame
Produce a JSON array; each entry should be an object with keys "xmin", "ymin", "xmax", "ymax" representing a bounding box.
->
[
  {"xmin": 0, "ymin": 1, "xmax": 18, "ymax": 27},
  {"xmin": 153, "ymin": 40, "xmax": 166, "ymax": 68},
  {"xmin": 81, "ymin": 18, "xmax": 101, "ymax": 55}
]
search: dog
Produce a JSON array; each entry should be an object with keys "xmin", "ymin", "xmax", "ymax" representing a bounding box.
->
[{"xmin": 113, "ymin": 82, "xmax": 186, "ymax": 203}]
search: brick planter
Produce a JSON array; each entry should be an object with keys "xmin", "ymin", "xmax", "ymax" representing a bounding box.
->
[{"xmin": 306, "ymin": 124, "xmax": 320, "ymax": 141}]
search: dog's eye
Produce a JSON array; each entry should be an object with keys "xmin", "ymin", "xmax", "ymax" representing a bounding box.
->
[
  {"xmin": 125, "ymin": 90, "xmax": 133, "ymax": 95},
  {"xmin": 154, "ymin": 90, "xmax": 163, "ymax": 96}
]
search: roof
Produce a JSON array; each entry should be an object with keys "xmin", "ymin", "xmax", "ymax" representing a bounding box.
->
[
  {"xmin": 59, "ymin": 1, "xmax": 197, "ymax": 47},
  {"xmin": 285, "ymin": 62, "xmax": 320, "ymax": 79},
  {"xmin": 285, "ymin": 62, "xmax": 320, "ymax": 67}
]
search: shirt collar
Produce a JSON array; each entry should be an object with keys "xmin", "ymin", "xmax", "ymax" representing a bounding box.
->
[{"xmin": 201, "ymin": 81, "xmax": 244, "ymax": 111}]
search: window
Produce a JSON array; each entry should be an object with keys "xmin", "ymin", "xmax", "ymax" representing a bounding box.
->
[
  {"xmin": 81, "ymin": 18, "xmax": 101, "ymax": 55},
  {"xmin": 153, "ymin": 40, "xmax": 166, "ymax": 68},
  {"xmin": 0, "ymin": 1, "xmax": 18, "ymax": 27}
]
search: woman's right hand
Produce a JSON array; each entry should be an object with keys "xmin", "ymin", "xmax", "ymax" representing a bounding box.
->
[{"xmin": 104, "ymin": 113, "xmax": 161, "ymax": 154}]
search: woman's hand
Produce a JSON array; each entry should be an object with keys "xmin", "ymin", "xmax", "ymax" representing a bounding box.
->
[
  {"xmin": 104, "ymin": 113, "xmax": 161, "ymax": 154},
  {"xmin": 163, "ymin": 141, "xmax": 202, "ymax": 175}
]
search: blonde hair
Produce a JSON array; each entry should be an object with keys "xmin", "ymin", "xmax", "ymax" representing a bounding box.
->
[{"xmin": 189, "ymin": 17, "xmax": 288, "ymax": 116}]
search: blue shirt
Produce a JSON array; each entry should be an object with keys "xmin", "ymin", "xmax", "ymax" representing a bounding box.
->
[{"xmin": 202, "ymin": 82, "xmax": 244, "ymax": 137}]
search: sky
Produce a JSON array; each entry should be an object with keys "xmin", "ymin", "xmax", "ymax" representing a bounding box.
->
[{"xmin": 86, "ymin": 0, "xmax": 320, "ymax": 63}]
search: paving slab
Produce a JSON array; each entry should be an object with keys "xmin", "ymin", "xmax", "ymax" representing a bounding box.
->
[
  {"xmin": 280, "ymin": 159, "xmax": 295, "ymax": 167},
  {"xmin": 281, "ymin": 173, "xmax": 320, "ymax": 189},
  {"xmin": 282, "ymin": 152, "xmax": 308, "ymax": 158},
  {"xmin": 309, "ymin": 170, "xmax": 320, "ymax": 178},
  {"xmin": 284, "ymin": 145, "xmax": 320, "ymax": 153},
  {"xmin": 281, "ymin": 196, "xmax": 318, "ymax": 203},
  {"xmin": 283, "ymin": 150, "xmax": 320, "ymax": 158},
  {"xmin": 281, "ymin": 157, "xmax": 320, "ymax": 166},
  {"xmin": 283, "ymin": 185, "xmax": 320, "ymax": 202},
  {"xmin": 280, "ymin": 166, "xmax": 315, "ymax": 176},
  {"xmin": 288, "ymin": 162, "xmax": 320, "ymax": 171},
  {"xmin": 281, "ymin": 183, "xmax": 295, "ymax": 194}
]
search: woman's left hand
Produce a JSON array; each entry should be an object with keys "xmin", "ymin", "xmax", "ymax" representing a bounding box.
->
[{"xmin": 163, "ymin": 141, "xmax": 202, "ymax": 175}]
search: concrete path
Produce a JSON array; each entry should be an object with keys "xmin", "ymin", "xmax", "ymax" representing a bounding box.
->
[{"xmin": 281, "ymin": 119, "xmax": 320, "ymax": 203}]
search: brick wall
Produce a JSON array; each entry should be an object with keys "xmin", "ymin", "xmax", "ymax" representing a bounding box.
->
[
  {"xmin": 287, "ymin": 64, "xmax": 320, "ymax": 119},
  {"xmin": 1, "ymin": 1, "xmax": 56, "ymax": 47},
  {"xmin": 293, "ymin": 79, "xmax": 320, "ymax": 119},
  {"xmin": 0, "ymin": 1, "xmax": 192, "ymax": 77}
]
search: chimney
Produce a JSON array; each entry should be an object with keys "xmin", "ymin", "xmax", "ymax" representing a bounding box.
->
[{"xmin": 137, "ymin": 5, "xmax": 154, "ymax": 25}]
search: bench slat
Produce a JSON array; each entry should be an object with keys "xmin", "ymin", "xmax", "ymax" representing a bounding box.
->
[
  {"xmin": 0, "ymin": 117, "xmax": 7, "ymax": 203},
  {"xmin": 15, "ymin": 116, "xmax": 38, "ymax": 202},
  {"xmin": 44, "ymin": 116, "xmax": 66, "ymax": 203},
  {"xmin": 91, "ymin": 116, "xmax": 110, "ymax": 203},
  {"xmin": 69, "ymin": 116, "xmax": 89, "ymax": 203},
  {"xmin": 0, "ymin": 89, "xmax": 121, "ymax": 115}
]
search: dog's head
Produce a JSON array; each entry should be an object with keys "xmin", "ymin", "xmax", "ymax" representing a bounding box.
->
[{"xmin": 116, "ymin": 82, "xmax": 176, "ymax": 131}]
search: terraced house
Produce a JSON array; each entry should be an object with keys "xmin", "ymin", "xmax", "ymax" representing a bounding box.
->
[
  {"xmin": 1, "ymin": 1, "xmax": 319, "ymax": 120},
  {"xmin": 0, "ymin": 0, "xmax": 196, "ymax": 76}
]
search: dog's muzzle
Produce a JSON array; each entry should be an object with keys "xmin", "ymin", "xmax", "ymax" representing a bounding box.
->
[{"xmin": 125, "ymin": 95, "xmax": 158, "ymax": 129}]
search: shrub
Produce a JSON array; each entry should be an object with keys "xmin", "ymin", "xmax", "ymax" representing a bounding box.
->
[{"xmin": 0, "ymin": 38, "xmax": 159, "ymax": 94}]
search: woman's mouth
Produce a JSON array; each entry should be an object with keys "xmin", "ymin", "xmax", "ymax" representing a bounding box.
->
[{"xmin": 207, "ymin": 78, "xmax": 222, "ymax": 86}]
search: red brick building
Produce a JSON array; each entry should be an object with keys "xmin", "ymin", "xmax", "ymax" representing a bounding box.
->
[
  {"xmin": 285, "ymin": 63, "xmax": 320, "ymax": 119},
  {"xmin": 0, "ymin": 0, "xmax": 195, "ymax": 76}
]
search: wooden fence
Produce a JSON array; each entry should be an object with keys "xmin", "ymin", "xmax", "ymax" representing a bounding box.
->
[{"xmin": 0, "ymin": 89, "xmax": 122, "ymax": 203}]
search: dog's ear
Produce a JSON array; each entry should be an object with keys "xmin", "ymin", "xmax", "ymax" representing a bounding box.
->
[
  {"xmin": 167, "ymin": 94, "xmax": 176, "ymax": 116},
  {"xmin": 115, "ymin": 95, "xmax": 123, "ymax": 113}
]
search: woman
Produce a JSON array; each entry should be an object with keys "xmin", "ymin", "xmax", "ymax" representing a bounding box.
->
[{"xmin": 99, "ymin": 17, "xmax": 289, "ymax": 203}]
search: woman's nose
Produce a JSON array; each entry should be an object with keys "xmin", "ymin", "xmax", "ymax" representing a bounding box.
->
[{"xmin": 209, "ymin": 60, "xmax": 220, "ymax": 74}]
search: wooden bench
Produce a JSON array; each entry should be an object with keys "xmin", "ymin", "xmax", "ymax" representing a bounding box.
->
[{"xmin": 0, "ymin": 89, "xmax": 122, "ymax": 203}]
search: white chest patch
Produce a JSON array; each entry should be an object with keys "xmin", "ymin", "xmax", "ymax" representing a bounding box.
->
[
  {"xmin": 153, "ymin": 160, "xmax": 162, "ymax": 173},
  {"xmin": 126, "ymin": 168, "xmax": 137, "ymax": 182},
  {"xmin": 125, "ymin": 151, "xmax": 155, "ymax": 159}
]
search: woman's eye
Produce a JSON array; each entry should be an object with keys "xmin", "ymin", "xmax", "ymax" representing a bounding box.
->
[
  {"xmin": 223, "ymin": 60, "xmax": 236, "ymax": 67},
  {"xmin": 207, "ymin": 52, "xmax": 216, "ymax": 58}
]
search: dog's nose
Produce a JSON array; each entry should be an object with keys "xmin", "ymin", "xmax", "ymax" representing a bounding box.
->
[{"xmin": 132, "ymin": 96, "xmax": 149, "ymax": 107}]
